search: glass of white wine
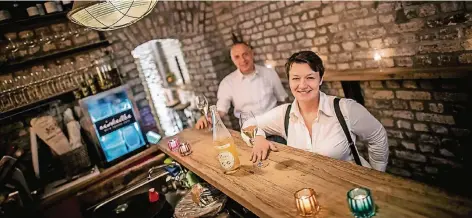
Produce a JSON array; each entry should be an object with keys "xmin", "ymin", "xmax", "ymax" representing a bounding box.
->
[
  {"xmin": 240, "ymin": 111, "xmax": 269, "ymax": 168},
  {"xmin": 195, "ymin": 94, "xmax": 210, "ymax": 131}
]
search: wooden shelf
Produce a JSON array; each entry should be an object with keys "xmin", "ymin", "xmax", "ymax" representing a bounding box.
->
[
  {"xmin": 323, "ymin": 66, "xmax": 472, "ymax": 81},
  {"xmin": 0, "ymin": 11, "xmax": 70, "ymax": 35},
  {"xmin": 0, "ymin": 40, "xmax": 110, "ymax": 74}
]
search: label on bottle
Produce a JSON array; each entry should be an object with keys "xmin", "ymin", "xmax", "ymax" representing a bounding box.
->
[
  {"xmin": 0, "ymin": 10, "xmax": 11, "ymax": 21},
  {"xmin": 215, "ymin": 143, "xmax": 230, "ymax": 149},
  {"xmin": 89, "ymin": 84, "xmax": 97, "ymax": 94},
  {"xmin": 44, "ymin": 2, "xmax": 58, "ymax": 13},
  {"xmin": 27, "ymin": 7, "xmax": 39, "ymax": 17},
  {"xmin": 217, "ymin": 150, "xmax": 235, "ymax": 170},
  {"xmin": 81, "ymin": 86, "xmax": 90, "ymax": 97}
]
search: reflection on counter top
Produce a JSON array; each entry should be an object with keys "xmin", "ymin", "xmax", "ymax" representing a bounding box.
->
[{"xmin": 157, "ymin": 128, "xmax": 472, "ymax": 218}]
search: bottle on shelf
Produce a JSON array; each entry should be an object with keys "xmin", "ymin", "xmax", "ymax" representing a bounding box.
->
[
  {"xmin": 73, "ymin": 89, "xmax": 82, "ymax": 100},
  {"xmin": 80, "ymin": 81, "xmax": 90, "ymax": 97},
  {"xmin": 61, "ymin": 0, "xmax": 73, "ymax": 10},
  {"xmin": 0, "ymin": 2, "xmax": 12, "ymax": 22},
  {"xmin": 26, "ymin": 4, "xmax": 40, "ymax": 17},
  {"xmin": 44, "ymin": 1, "xmax": 58, "ymax": 14},
  {"xmin": 36, "ymin": 3, "xmax": 46, "ymax": 16},
  {"xmin": 54, "ymin": 0, "xmax": 63, "ymax": 12},
  {"xmin": 85, "ymin": 74, "xmax": 98, "ymax": 95}
]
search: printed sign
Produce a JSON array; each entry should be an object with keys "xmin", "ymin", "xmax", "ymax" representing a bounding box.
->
[{"xmin": 94, "ymin": 109, "xmax": 136, "ymax": 137}]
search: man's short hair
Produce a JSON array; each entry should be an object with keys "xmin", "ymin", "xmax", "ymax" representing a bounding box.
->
[{"xmin": 231, "ymin": 41, "xmax": 253, "ymax": 50}]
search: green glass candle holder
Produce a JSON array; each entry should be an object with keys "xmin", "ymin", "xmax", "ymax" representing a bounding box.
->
[{"xmin": 347, "ymin": 187, "xmax": 375, "ymax": 218}]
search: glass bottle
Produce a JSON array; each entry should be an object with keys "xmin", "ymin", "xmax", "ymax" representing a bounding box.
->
[
  {"xmin": 210, "ymin": 105, "xmax": 240, "ymax": 174},
  {"xmin": 86, "ymin": 74, "xmax": 98, "ymax": 95},
  {"xmin": 61, "ymin": 0, "xmax": 73, "ymax": 10},
  {"xmin": 80, "ymin": 81, "xmax": 90, "ymax": 97}
]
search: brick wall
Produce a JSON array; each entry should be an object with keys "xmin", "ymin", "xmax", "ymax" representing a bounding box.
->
[
  {"xmin": 355, "ymin": 79, "xmax": 470, "ymax": 194},
  {"xmin": 103, "ymin": 1, "xmax": 472, "ymax": 194},
  {"xmin": 104, "ymin": 1, "xmax": 236, "ymax": 129}
]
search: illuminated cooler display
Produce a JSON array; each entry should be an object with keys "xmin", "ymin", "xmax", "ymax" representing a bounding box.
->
[{"xmin": 80, "ymin": 85, "xmax": 147, "ymax": 166}]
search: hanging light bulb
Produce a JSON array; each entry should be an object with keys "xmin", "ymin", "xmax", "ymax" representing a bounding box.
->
[{"xmin": 67, "ymin": 0, "xmax": 158, "ymax": 31}]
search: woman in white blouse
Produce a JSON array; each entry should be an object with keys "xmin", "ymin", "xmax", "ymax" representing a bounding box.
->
[{"xmin": 247, "ymin": 51, "xmax": 389, "ymax": 171}]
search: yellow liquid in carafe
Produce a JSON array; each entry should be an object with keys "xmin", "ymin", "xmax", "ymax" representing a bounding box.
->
[{"xmin": 214, "ymin": 137, "xmax": 240, "ymax": 173}]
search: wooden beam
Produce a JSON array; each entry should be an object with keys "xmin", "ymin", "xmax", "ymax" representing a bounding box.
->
[{"xmin": 323, "ymin": 66, "xmax": 472, "ymax": 81}]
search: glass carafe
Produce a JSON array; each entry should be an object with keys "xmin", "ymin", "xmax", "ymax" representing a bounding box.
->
[{"xmin": 210, "ymin": 105, "xmax": 240, "ymax": 174}]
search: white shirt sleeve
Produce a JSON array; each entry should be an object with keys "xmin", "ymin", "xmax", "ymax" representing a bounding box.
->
[
  {"xmin": 270, "ymin": 69, "xmax": 289, "ymax": 102},
  {"xmin": 216, "ymin": 79, "xmax": 232, "ymax": 114},
  {"xmin": 253, "ymin": 104, "xmax": 289, "ymax": 138},
  {"xmin": 344, "ymin": 99, "xmax": 389, "ymax": 172}
]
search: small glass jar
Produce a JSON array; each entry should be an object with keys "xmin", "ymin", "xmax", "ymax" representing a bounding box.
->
[
  {"xmin": 178, "ymin": 142, "xmax": 192, "ymax": 156},
  {"xmin": 167, "ymin": 138, "xmax": 180, "ymax": 151},
  {"xmin": 347, "ymin": 187, "xmax": 375, "ymax": 218},
  {"xmin": 294, "ymin": 188, "xmax": 320, "ymax": 216}
]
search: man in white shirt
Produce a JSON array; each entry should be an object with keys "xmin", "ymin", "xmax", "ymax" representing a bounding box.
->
[{"xmin": 195, "ymin": 42, "xmax": 288, "ymax": 130}]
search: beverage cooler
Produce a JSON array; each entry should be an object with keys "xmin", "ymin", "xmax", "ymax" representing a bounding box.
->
[{"xmin": 79, "ymin": 85, "xmax": 147, "ymax": 167}]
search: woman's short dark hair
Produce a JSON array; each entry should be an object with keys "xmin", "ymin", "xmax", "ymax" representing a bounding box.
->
[{"xmin": 285, "ymin": 51, "xmax": 324, "ymax": 79}]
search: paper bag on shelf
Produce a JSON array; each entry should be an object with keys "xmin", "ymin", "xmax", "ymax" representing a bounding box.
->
[{"xmin": 31, "ymin": 116, "xmax": 70, "ymax": 155}]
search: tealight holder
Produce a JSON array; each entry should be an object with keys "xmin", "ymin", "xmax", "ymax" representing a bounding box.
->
[
  {"xmin": 167, "ymin": 138, "xmax": 180, "ymax": 151},
  {"xmin": 294, "ymin": 188, "xmax": 320, "ymax": 216},
  {"xmin": 179, "ymin": 142, "xmax": 192, "ymax": 156},
  {"xmin": 347, "ymin": 187, "xmax": 375, "ymax": 218}
]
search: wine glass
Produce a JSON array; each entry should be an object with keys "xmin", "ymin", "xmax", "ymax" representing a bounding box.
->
[
  {"xmin": 195, "ymin": 94, "xmax": 210, "ymax": 129},
  {"xmin": 239, "ymin": 111, "xmax": 269, "ymax": 168},
  {"xmin": 4, "ymin": 33, "xmax": 19, "ymax": 61}
]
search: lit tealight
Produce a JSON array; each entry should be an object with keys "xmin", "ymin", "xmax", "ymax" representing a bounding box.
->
[
  {"xmin": 294, "ymin": 188, "xmax": 320, "ymax": 216},
  {"xmin": 347, "ymin": 187, "xmax": 375, "ymax": 218},
  {"xmin": 265, "ymin": 64, "xmax": 273, "ymax": 69},
  {"xmin": 179, "ymin": 142, "xmax": 192, "ymax": 156}
]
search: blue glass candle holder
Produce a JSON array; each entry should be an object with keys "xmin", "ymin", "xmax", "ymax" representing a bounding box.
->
[{"xmin": 347, "ymin": 187, "xmax": 375, "ymax": 218}]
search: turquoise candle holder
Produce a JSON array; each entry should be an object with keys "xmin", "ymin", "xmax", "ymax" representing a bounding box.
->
[{"xmin": 347, "ymin": 187, "xmax": 375, "ymax": 218}]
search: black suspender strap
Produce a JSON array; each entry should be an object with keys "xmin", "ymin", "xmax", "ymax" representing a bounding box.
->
[
  {"xmin": 334, "ymin": 98, "xmax": 362, "ymax": 166},
  {"xmin": 284, "ymin": 104, "xmax": 292, "ymax": 137}
]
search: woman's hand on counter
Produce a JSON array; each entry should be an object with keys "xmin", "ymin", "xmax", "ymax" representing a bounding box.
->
[
  {"xmin": 195, "ymin": 116, "xmax": 211, "ymax": 129},
  {"xmin": 251, "ymin": 136, "xmax": 278, "ymax": 163}
]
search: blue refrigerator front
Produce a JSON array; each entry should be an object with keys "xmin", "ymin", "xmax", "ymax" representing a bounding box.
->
[{"xmin": 80, "ymin": 85, "xmax": 147, "ymax": 166}]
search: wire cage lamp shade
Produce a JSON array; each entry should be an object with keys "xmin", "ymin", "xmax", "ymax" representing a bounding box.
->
[{"xmin": 67, "ymin": 0, "xmax": 158, "ymax": 31}]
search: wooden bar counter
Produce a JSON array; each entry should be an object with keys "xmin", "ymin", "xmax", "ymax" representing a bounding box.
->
[{"xmin": 156, "ymin": 129, "xmax": 472, "ymax": 218}]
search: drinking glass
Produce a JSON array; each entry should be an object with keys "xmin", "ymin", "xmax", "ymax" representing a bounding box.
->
[
  {"xmin": 240, "ymin": 111, "xmax": 268, "ymax": 168},
  {"xmin": 4, "ymin": 33, "xmax": 19, "ymax": 61},
  {"xmin": 195, "ymin": 94, "xmax": 210, "ymax": 129}
]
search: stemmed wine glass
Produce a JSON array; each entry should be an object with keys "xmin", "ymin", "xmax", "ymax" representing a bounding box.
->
[
  {"xmin": 195, "ymin": 94, "xmax": 210, "ymax": 130},
  {"xmin": 240, "ymin": 111, "xmax": 269, "ymax": 168},
  {"xmin": 4, "ymin": 33, "xmax": 19, "ymax": 61}
]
